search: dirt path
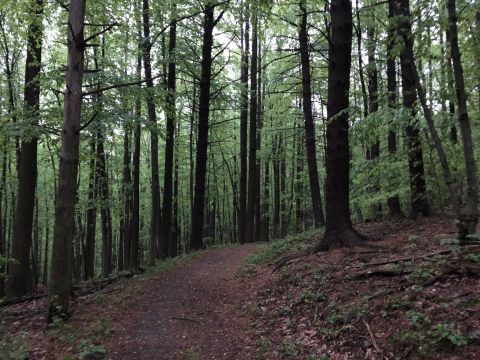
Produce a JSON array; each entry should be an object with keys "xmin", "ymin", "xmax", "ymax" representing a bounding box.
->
[{"xmin": 106, "ymin": 245, "xmax": 260, "ymax": 360}]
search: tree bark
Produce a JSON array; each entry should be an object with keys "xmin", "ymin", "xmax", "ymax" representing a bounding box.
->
[
  {"xmin": 130, "ymin": 30, "xmax": 142, "ymax": 271},
  {"xmin": 386, "ymin": 0, "xmax": 402, "ymax": 217},
  {"xmin": 190, "ymin": 3, "xmax": 219, "ymax": 250},
  {"xmin": 245, "ymin": 11, "xmax": 258, "ymax": 243},
  {"xmin": 319, "ymin": 0, "xmax": 364, "ymax": 250},
  {"xmin": 161, "ymin": 9, "xmax": 177, "ymax": 258},
  {"xmin": 448, "ymin": 0, "xmax": 479, "ymax": 237},
  {"xmin": 238, "ymin": 2, "xmax": 249, "ymax": 244},
  {"xmin": 394, "ymin": 0, "xmax": 431, "ymax": 218},
  {"xmin": 84, "ymin": 138, "xmax": 97, "ymax": 279},
  {"xmin": 298, "ymin": 0, "xmax": 325, "ymax": 228},
  {"xmin": 48, "ymin": 0, "xmax": 86, "ymax": 321},
  {"xmin": 6, "ymin": 0, "xmax": 44, "ymax": 299},
  {"xmin": 142, "ymin": 0, "xmax": 161, "ymax": 264}
]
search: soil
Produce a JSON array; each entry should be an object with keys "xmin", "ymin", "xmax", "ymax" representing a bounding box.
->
[
  {"xmin": 105, "ymin": 245, "xmax": 260, "ymax": 359},
  {"xmin": 249, "ymin": 216, "xmax": 480, "ymax": 359},
  {"xmin": 1, "ymin": 216, "xmax": 479, "ymax": 360},
  {"xmin": 0, "ymin": 244, "xmax": 262, "ymax": 360}
]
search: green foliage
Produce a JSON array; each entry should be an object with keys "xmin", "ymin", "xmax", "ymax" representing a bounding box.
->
[
  {"xmin": 243, "ymin": 229, "xmax": 320, "ymax": 266},
  {"xmin": 257, "ymin": 336, "xmax": 270, "ymax": 360},
  {"xmin": 78, "ymin": 341, "xmax": 107, "ymax": 360},
  {"xmin": 393, "ymin": 311, "xmax": 470, "ymax": 355},
  {"xmin": 0, "ymin": 336, "xmax": 29, "ymax": 360}
]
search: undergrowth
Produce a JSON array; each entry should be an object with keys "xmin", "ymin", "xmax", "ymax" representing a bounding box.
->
[{"xmin": 243, "ymin": 229, "xmax": 322, "ymax": 266}]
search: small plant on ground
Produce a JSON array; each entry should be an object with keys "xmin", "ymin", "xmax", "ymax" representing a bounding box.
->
[{"xmin": 78, "ymin": 340, "xmax": 106, "ymax": 360}]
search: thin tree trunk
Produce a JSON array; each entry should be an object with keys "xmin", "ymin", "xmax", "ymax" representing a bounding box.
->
[
  {"xmin": 130, "ymin": 27, "xmax": 142, "ymax": 271},
  {"xmin": 366, "ymin": 22, "xmax": 382, "ymax": 219},
  {"xmin": 84, "ymin": 138, "xmax": 97, "ymax": 279},
  {"xmin": 393, "ymin": 0, "xmax": 431, "ymax": 218},
  {"xmin": 386, "ymin": 0, "xmax": 402, "ymax": 217},
  {"xmin": 246, "ymin": 11, "xmax": 258, "ymax": 243},
  {"xmin": 299, "ymin": 0, "xmax": 325, "ymax": 228},
  {"xmin": 448, "ymin": 0, "xmax": 479, "ymax": 236},
  {"xmin": 238, "ymin": 2, "xmax": 249, "ymax": 245},
  {"xmin": 161, "ymin": 9, "xmax": 177, "ymax": 257}
]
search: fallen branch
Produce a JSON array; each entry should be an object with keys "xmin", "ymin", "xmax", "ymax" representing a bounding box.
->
[
  {"xmin": 353, "ymin": 269, "xmax": 410, "ymax": 280},
  {"xmin": 362, "ymin": 318, "xmax": 382, "ymax": 354},
  {"xmin": 170, "ymin": 316, "xmax": 200, "ymax": 324},
  {"xmin": 353, "ymin": 249, "xmax": 452, "ymax": 268}
]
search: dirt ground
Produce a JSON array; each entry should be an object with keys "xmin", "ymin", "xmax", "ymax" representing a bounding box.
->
[
  {"xmin": 0, "ymin": 244, "xmax": 262, "ymax": 360},
  {"xmin": 1, "ymin": 216, "xmax": 479, "ymax": 360}
]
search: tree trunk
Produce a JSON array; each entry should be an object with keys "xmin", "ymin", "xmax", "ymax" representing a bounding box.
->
[
  {"xmin": 0, "ymin": 151, "xmax": 6, "ymax": 297},
  {"xmin": 6, "ymin": 0, "xmax": 44, "ymax": 299},
  {"xmin": 366, "ymin": 22, "xmax": 382, "ymax": 219},
  {"xmin": 142, "ymin": 0, "xmax": 161, "ymax": 264},
  {"xmin": 448, "ymin": 0, "xmax": 479, "ymax": 237},
  {"xmin": 84, "ymin": 138, "xmax": 97, "ymax": 279},
  {"xmin": 130, "ymin": 31, "xmax": 142, "ymax": 271},
  {"xmin": 120, "ymin": 124, "xmax": 131, "ymax": 270},
  {"xmin": 394, "ymin": 0, "xmax": 431, "ymax": 218},
  {"xmin": 190, "ymin": 4, "xmax": 218, "ymax": 250},
  {"xmin": 395, "ymin": 0, "xmax": 459, "ymax": 221},
  {"xmin": 386, "ymin": 0, "xmax": 402, "ymax": 217},
  {"xmin": 48, "ymin": 0, "xmax": 86, "ymax": 321},
  {"xmin": 319, "ymin": 0, "xmax": 364, "ymax": 250},
  {"xmin": 245, "ymin": 11, "xmax": 258, "ymax": 243},
  {"xmin": 161, "ymin": 10, "xmax": 177, "ymax": 258},
  {"xmin": 299, "ymin": 0, "xmax": 325, "ymax": 228},
  {"xmin": 254, "ymin": 29, "xmax": 263, "ymax": 244},
  {"xmin": 238, "ymin": 2, "xmax": 249, "ymax": 244}
]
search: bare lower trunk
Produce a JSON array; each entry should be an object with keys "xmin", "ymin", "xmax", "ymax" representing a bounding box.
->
[
  {"xmin": 190, "ymin": 4, "xmax": 218, "ymax": 250},
  {"xmin": 142, "ymin": 0, "xmax": 161, "ymax": 264},
  {"xmin": 448, "ymin": 0, "xmax": 479, "ymax": 237},
  {"xmin": 6, "ymin": 0, "xmax": 44, "ymax": 299},
  {"xmin": 299, "ymin": 0, "xmax": 325, "ymax": 228},
  {"xmin": 319, "ymin": 0, "xmax": 364, "ymax": 251}
]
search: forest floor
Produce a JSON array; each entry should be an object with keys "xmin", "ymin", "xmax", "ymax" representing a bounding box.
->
[{"xmin": 0, "ymin": 216, "xmax": 479, "ymax": 360}]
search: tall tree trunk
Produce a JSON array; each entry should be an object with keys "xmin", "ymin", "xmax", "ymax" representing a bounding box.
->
[
  {"xmin": 366, "ymin": 22, "xmax": 381, "ymax": 219},
  {"xmin": 254, "ymin": 30, "xmax": 263, "ymax": 243},
  {"xmin": 386, "ymin": 0, "xmax": 402, "ymax": 217},
  {"xmin": 448, "ymin": 0, "xmax": 479, "ymax": 236},
  {"xmin": 299, "ymin": 0, "xmax": 325, "ymax": 228},
  {"xmin": 190, "ymin": 3, "xmax": 220, "ymax": 250},
  {"xmin": 84, "ymin": 138, "xmax": 97, "ymax": 279},
  {"xmin": 161, "ymin": 10, "xmax": 177, "ymax": 258},
  {"xmin": 48, "ymin": 0, "xmax": 86, "ymax": 321},
  {"xmin": 319, "ymin": 0, "xmax": 364, "ymax": 250},
  {"xmin": 273, "ymin": 135, "xmax": 281, "ymax": 239},
  {"xmin": 120, "ymin": 125, "xmax": 131, "ymax": 270},
  {"xmin": 355, "ymin": 0, "xmax": 368, "ymax": 120},
  {"xmin": 6, "ymin": 0, "xmax": 44, "ymax": 299},
  {"xmin": 0, "ymin": 151, "xmax": 6, "ymax": 296},
  {"xmin": 394, "ymin": 0, "xmax": 431, "ymax": 218},
  {"xmin": 395, "ymin": 0, "xmax": 460, "ymax": 221},
  {"xmin": 238, "ymin": 5, "xmax": 249, "ymax": 244},
  {"xmin": 142, "ymin": 0, "xmax": 161, "ymax": 264},
  {"xmin": 246, "ymin": 11, "xmax": 258, "ymax": 243},
  {"xmin": 130, "ymin": 30, "xmax": 142, "ymax": 271}
]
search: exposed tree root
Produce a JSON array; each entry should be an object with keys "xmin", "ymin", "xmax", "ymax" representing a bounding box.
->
[
  {"xmin": 314, "ymin": 224, "xmax": 367, "ymax": 252},
  {"xmin": 272, "ymin": 224, "xmax": 366, "ymax": 271}
]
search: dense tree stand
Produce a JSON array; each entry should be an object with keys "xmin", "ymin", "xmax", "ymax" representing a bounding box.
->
[{"xmin": 317, "ymin": 0, "xmax": 364, "ymax": 251}]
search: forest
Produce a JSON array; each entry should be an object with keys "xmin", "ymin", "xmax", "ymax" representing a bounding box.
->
[{"xmin": 0, "ymin": 0, "xmax": 479, "ymax": 358}]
